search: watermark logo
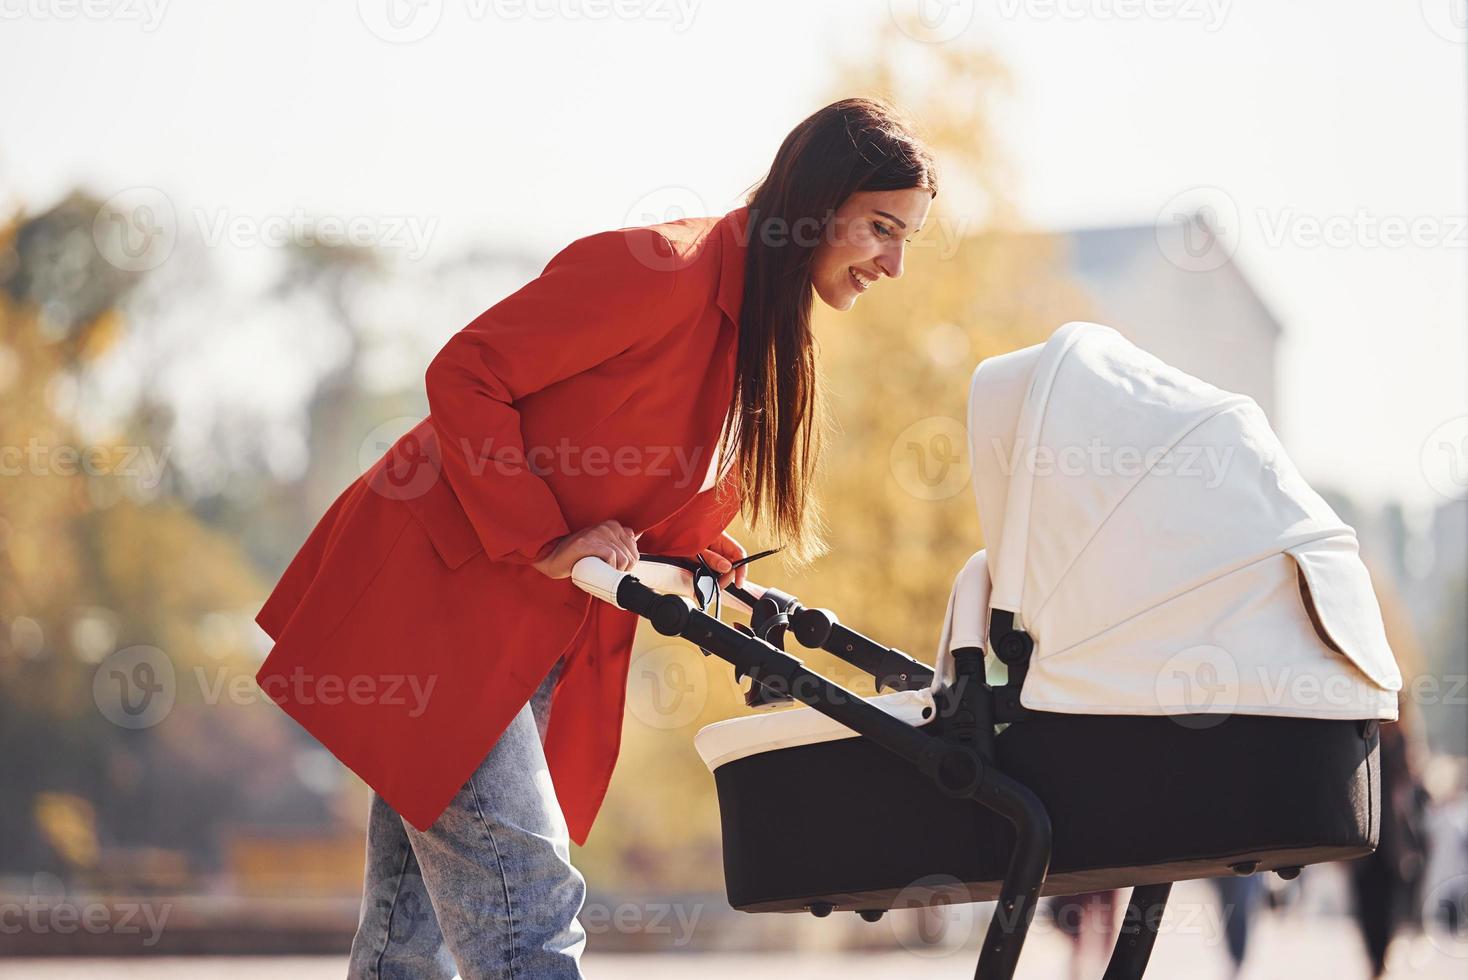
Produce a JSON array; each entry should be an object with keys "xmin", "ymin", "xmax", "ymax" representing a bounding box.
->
[
  {"xmin": 359, "ymin": 867, "xmax": 446, "ymax": 950},
  {"xmin": 1418, "ymin": 873, "xmax": 1468, "ymax": 960},
  {"xmin": 888, "ymin": 874, "xmax": 980, "ymax": 955},
  {"xmin": 1148, "ymin": 647, "xmax": 1432, "ymax": 722},
  {"xmin": 93, "ymin": 187, "xmax": 177, "ymax": 273},
  {"xmin": 1155, "ymin": 186, "xmax": 1241, "ymax": 273},
  {"xmin": 890, "ymin": 416, "xmax": 971, "ymax": 500},
  {"xmin": 92, "ymin": 645, "xmax": 177, "ymax": 729},
  {"xmin": 891, "ymin": 0, "xmax": 976, "ymax": 43},
  {"xmin": 1422, "ymin": 0, "xmax": 1468, "ymax": 43},
  {"xmin": 92, "ymin": 650, "xmax": 440, "ymax": 727},
  {"xmin": 1421, "ymin": 415, "xmax": 1468, "ymax": 500},
  {"xmin": 358, "ymin": 0, "xmax": 445, "ymax": 42},
  {"xmin": 1157, "ymin": 185, "xmax": 1465, "ymax": 270},
  {"xmin": 1153, "ymin": 643, "xmax": 1239, "ymax": 726},
  {"xmin": 361, "ymin": 416, "xmax": 442, "ymax": 501},
  {"xmin": 621, "ymin": 186, "xmax": 707, "ymax": 272},
  {"xmin": 625, "ymin": 643, "xmax": 709, "ymax": 730},
  {"xmin": 94, "ymin": 193, "xmax": 438, "ymax": 267}
]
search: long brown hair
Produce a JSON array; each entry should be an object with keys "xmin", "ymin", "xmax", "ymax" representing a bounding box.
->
[{"xmin": 720, "ymin": 97, "xmax": 938, "ymax": 566}]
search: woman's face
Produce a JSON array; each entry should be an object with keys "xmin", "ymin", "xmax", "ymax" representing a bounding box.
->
[{"xmin": 810, "ymin": 187, "xmax": 933, "ymax": 311}]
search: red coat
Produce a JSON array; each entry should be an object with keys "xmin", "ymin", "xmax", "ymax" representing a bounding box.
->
[{"xmin": 254, "ymin": 205, "xmax": 750, "ymax": 845}]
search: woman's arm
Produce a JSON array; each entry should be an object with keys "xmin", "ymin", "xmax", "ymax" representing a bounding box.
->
[{"xmin": 425, "ymin": 226, "xmax": 687, "ymax": 565}]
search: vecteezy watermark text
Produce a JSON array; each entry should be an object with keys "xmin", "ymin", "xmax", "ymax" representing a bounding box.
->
[
  {"xmin": 990, "ymin": 437, "xmax": 1236, "ymax": 488},
  {"xmin": 364, "ymin": 429, "xmax": 719, "ymax": 501},
  {"xmin": 0, "ymin": 0, "xmax": 170, "ymax": 30},
  {"xmin": 993, "ymin": 0, "xmax": 1231, "ymax": 31},
  {"xmin": 231, "ymin": 666, "xmax": 438, "ymax": 719},
  {"xmin": 93, "ymin": 646, "xmax": 439, "ymax": 729},
  {"xmin": 357, "ymin": 0, "xmax": 700, "ymax": 43},
  {"xmin": 0, "ymin": 890, "xmax": 171, "ymax": 949},
  {"xmin": 0, "ymin": 440, "xmax": 170, "ymax": 489},
  {"xmin": 194, "ymin": 207, "xmax": 438, "ymax": 261},
  {"xmin": 579, "ymin": 899, "xmax": 704, "ymax": 945}
]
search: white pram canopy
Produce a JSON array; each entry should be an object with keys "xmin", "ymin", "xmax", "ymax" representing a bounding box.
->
[{"xmin": 936, "ymin": 321, "xmax": 1401, "ymax": 721}]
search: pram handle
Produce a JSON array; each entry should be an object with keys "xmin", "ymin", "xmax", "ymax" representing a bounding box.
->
[
  {"xmin": 571, "ymin": 556, "xmax": 934, "ymax": 694},
  {"xmin": 568, "ymin": 558, "xmax": 962, "ymax": 768},
  {"xmin": 570, "ymin": 555, "xmax": 766, "ymax": 615}
]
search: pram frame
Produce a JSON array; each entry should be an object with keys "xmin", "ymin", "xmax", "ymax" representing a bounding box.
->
[{"xmin": 575, "ymin": 556, "xmax": 1177, "ymax": 980}]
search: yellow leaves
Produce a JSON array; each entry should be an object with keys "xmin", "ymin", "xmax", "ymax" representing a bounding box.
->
[
  {"xmin": 34, "ymin": 793, "xmax": 99, "ymax": 870},
  {"xmin": 0, "ymin": 261, "xmax": 264, "ymax": 677},
  {"xmin": 77, "ymin": 308, "xmax": 124, "ymax": 361}
]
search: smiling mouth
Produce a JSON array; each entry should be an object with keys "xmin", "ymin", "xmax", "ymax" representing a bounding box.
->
[{"xmin": 849, "ymin": 267, "xmax": 874, "ymax": 292}]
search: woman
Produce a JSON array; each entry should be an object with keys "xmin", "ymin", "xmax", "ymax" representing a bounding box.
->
[{"xmin": 254, "ymin": 97, "xmax": 936, "ymax": 978}]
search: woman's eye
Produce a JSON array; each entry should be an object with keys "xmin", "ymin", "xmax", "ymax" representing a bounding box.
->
[{"xmin": 873, "ymin": 221, "xmax": 892, "ymax": 238}]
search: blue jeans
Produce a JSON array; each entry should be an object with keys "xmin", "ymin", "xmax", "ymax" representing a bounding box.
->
[{"xmin": 347, "ymin": 657, "xmax": 587, "ymax": 979}]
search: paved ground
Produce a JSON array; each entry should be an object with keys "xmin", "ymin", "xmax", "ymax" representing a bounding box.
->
[{"xmin": 6, "ymin": 916, "xmax": 1466, "ymax": 978}]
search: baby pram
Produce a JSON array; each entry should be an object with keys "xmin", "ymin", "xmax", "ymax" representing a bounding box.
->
[{"xmin": 571, "ymin": 321, "xmax": 1402, "ymax": 979}]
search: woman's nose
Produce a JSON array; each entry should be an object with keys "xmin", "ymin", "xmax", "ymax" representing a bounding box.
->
[{"xmin": 877, "ymin": 243, "xmax": 906, "ymax": 280}]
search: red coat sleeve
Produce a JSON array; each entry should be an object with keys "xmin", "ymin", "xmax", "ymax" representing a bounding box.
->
[{"xmin": 424, "ymin": 226, "xmax": 686, "ymax": 565}]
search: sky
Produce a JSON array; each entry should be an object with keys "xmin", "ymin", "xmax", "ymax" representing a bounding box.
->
[{"xmin": 1, "ymin": 0, "xmax": 1464, "ymax": 515}]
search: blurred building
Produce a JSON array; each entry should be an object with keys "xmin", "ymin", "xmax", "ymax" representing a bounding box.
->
[{"xmin": 1055, "ymin": 212, "xmax": 1282, "ymax": 420}]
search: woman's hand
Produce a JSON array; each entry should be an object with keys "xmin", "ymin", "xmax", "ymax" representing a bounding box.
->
[
  {"xmin": 531, "ymin": 520, "xmax": 641, "ymax": 580},
  {"xmin": 700, "ymin": 531, "xmax": 748, "ymax": 589}
]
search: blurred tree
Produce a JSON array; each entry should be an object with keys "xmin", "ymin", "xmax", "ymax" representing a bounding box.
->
[
  {"xmin": 0, "ymin": 188, "xmax": 567, "ymax": 903},
  {"xmin": 0, "ymin": 198, "xmax": 334, "ymax": 889},
  {"xmin": 190, "ymin": 229, "xmax": 396, "ymax": 575},
  {"xmin": 2, "ymin": 191, "xmax": 142, "ymax": 349}
]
